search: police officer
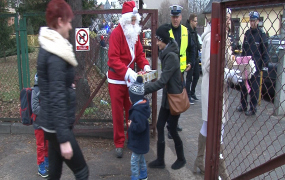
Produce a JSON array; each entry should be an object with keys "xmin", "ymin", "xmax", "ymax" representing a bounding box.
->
[
  {"xmin": 237, "ymin": 11, "xmax": 269, "ymax": 116},
  {"xmin": 167, "ymin": 5, "xmax": 194, "ymax": 138},
  {"xmin": 185, "ymin": 13, "xmax": 201, "ymax": 104}
]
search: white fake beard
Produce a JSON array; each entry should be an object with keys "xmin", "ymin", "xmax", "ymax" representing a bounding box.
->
[{"xmin": 122, "ymin": 23, "xmax": 141, "ymax": 46}]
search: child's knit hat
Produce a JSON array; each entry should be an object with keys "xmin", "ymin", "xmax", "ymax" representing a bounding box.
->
[
  {"xmin": 128, "ymin": 76, "xmax": 144, "ymax": 103},
  {"xmin": 156, "ymin": 23, "xmax": 171, "ymax": 44}
]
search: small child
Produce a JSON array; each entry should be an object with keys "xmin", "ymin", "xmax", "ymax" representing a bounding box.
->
[
  {"xmin": 31, "ymin": 73, "xmax": 49, "ymax": 178},
  {"xmin": 127, "ymin": 76, "xmax": 151, "ymax": 180}
]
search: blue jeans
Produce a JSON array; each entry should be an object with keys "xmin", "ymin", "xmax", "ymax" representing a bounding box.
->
[{"xmin": 130, "ymin": 152, "xmax": 147, "ymax": 180}]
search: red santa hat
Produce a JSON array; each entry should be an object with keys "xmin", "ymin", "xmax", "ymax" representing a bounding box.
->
[
  {"xmin": 119, "ymin": 1, "xmax": 141, "ymax": 26},
  {"xmin": 122, "ymin": 1, "xmax": 138, "ymax": 15}
]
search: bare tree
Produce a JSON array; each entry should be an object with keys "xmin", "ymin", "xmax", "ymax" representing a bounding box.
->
[
  {"xmin": 158, "ymin": 0, "xmax": 171, "ymax": 26},
  {"xmin": 179, "ymin": 0, "xmax": 189, "ymax": 26},
  {"xmin": 158, "ymin": 0, "xmax": 189, "ymax": 26},
  {"xmin": 189, "ymin": 0, "xmax": 210, "ymax": 13}
]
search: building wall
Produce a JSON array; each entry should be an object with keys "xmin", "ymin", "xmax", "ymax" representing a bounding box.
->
[
  {"xmin": 234, "ymin": 6, "xmax": 283, "ymax": 41},
  {"xmin": 205, "ymin": 5, "xmax": 283, "ymax": 42},
  {"xmin": 143, "ymin": 0, "xmax": 179, "ymax": 10}
]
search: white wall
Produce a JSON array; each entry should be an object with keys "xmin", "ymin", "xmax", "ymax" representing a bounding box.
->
[
  {"xmin": 143, "ymin": 0, "xmax": 180, "ymax": 10},
  {"xmin": 205, "ymin": 6, "xmax": 283, "ymax": 42}
]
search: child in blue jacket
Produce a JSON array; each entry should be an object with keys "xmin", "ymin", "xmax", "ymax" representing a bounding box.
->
[
  {"xmin": 127, "ymin": 76, "xmax": 151, "ymax": 180},
  {"xmin": 31, "ymin": 73, "xmax": 49, "ymax": 178}
]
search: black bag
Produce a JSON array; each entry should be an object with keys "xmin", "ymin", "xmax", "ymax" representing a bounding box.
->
[{"xmin": 19, "ymin": 88, "xmax": 36, "ymax": 125}]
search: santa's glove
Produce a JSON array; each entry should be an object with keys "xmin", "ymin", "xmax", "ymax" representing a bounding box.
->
[
  {"xmin": 126, "ymin": 81, "xmax": 133, "ymax": 87},
  {"xmin": 124, "ymin": 68, "xmax": 137, "ymax": 83},
  {"xmin": 144, "ymin": 65, "xmax": 151, "ymax": 72}
]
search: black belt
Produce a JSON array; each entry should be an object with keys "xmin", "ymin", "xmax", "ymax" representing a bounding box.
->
[{"xmin": 109, "ymin": 67, "xmax": 116, "ymax": 73}]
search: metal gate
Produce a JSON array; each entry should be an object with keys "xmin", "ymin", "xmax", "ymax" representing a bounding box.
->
[
  {"xmin": 71, "ymin": 9, "xmax": 158, "ymax": 135},
  {"xmin": 205, "ymin": 0, "xmax": 285, "ymax": 179},
  {"xmin": 0, "ymin": 9, "xmax": 158, "ymax": 135}
]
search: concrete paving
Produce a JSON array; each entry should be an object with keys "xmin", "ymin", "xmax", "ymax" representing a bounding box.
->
[
  {"xmin": 0, "ymin": 78, "xmax": 204, "ymax": 180},
  {"xmin": 1, "ymin": 70, "xmax": 285, "ymax": 179}
]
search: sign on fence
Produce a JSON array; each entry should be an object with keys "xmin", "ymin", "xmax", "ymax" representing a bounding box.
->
[{"xmin": 75, "ymin": 28, "xmax": 90, "ymax": 51}]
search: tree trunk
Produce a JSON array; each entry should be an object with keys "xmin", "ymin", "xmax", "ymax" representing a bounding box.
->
[{"xmin": 67, "ymin": 0, "xmax": 93, "ymax": 112}]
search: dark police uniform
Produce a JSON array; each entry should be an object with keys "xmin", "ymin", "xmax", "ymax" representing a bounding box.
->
[{"xmin": 240, "ymin": 26, "xmax": 269, "ymax": 113}]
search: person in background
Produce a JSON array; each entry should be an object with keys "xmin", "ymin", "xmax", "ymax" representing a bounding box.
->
[
  {"xmin": 237, "ymin": 11, "xmax": 269, "ymax": 116},
  {"xmin": 100, "ymin": 35, "xmax": 106, "ymax": 47},
  {"xmin": 145, "ymin": 24, "xmax": 186, "ymax": 170},
  {"xmin": 194, "ymin": 10, "xmax": 234, "ymax": 179},
  {"xmin": 37, "ymin": 0, "xmax": 89, "ymax": 179},
  {"xmin": 185, "ymin": 13, "xmax": 201, "ymax": 104},
  {"xmin": 167, "ymin": 5, "xmax": 193, "ymax": 139},
  {"xmin": 107, "ymin": 1, "xmax": 151, "ymax": 158},
  {"xmin": 31, "ymin": 73, "xmax": 49, "ymax": 178},
  {"xmin": 127, "ymin": 76, "xmax": 151, "ymax": 180}
]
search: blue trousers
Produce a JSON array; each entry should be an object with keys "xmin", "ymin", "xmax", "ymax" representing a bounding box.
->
[{"xmin": 130, "ymin": 152, "xmax": 147, "ymax": 180}]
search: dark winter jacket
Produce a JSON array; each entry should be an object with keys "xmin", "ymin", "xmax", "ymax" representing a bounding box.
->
[
  {"xmin": 241, "ymin": 27, "xmax": 269, "ymax": 74},
  {"xmin": 31, "ymin": 86, "xmax": 41, "ymax": 130},
  {"xmin": 127, "ymin": 98, "xmax": 151, "ymax": 154},
  {"xmin": 185, "ymin": 20, "xmax": 201, "ymax": 65},
  {"xmin": 144, "ymin": 39, "xmax": 183, "ymax": 109},
  {"xmin": 37, "ymin": 27, "xmax": 78, "ymax": 144}
]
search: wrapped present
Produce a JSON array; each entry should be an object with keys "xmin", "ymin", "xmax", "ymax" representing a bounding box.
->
[
  {"xmin": 138, "ymin": 70, "xmax": 158, "ymax": 83},
  {"xmin": 233, "ymin": 56, "xmax": 256, "ymax": 80},
  {"xmin": 232, "ymin": 56, "xmax": 256, "ymax": 93}
]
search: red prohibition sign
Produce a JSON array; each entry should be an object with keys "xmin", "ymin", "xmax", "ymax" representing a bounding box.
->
[{"xmin": 76, "ymin": 29, "xmax": 88, "ymax": 45}]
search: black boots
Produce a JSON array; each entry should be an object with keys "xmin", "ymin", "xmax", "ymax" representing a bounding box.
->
[
  {"xmin": 171, "ymin": 144, "xmax": 186, "ymax": 170},
  {"xmin": 149, "ymin": 142, "xmax": 186, "ymax": 170},
  {"xmin": 148, "ymin": 142, "xmax": 165, "ymax": 169}
]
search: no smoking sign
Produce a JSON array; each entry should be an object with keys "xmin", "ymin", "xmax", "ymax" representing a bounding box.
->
[{"xmin": 75, "ymin": 28, "xmax": 90, "ymax": 51}]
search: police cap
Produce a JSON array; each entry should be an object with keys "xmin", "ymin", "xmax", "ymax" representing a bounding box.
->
[
  {"xmin": 170, "ymin": 5, "xmax": 183, "ymax": 16},
  {"xmin": 249, "ymin": 11, "xmax": 260, "ymax": 20}
]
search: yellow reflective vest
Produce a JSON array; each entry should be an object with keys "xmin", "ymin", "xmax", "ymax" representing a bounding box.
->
[{"xmin": 169, "ymin": 25, "xmax": 188, "ymax": 72}]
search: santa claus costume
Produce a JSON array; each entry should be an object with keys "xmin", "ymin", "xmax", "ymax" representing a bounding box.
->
[{"xmin": 107, "ymin": 1, "xmax": 151, "ymax": 158}]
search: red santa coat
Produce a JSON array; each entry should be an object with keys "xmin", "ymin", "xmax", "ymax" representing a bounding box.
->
[{"xmin": 107, "ymin": 24, "xmax": 150, "ymax": 84}]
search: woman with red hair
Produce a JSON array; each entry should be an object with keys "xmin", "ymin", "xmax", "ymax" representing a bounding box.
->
[{"xmin": 37, "ymin": 0, "xmax": 89, "ymax": 179}]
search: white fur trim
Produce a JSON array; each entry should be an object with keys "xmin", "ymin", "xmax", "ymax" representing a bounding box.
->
[
  {"xmin": 133, "ymin": 7, "xmax": 138, "ymax": 14},
  {"xmin": 38, "ymin": 27, "xmax": 78, "ymax": 67}
]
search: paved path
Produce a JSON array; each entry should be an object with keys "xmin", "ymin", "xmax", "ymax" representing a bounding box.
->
[{"xmin": 1, "ymin": 70, "xmax": 285, "ymax": 179}]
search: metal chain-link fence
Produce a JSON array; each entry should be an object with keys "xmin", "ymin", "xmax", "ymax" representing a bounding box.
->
[
  {"xmin": 0, "ymin": 13, "xmax": 20, "ymax": 119},
  {"xmin": 0, "ymin": 9, "xmax": 158, "ymax": 134},
  {"xmin": 206, "ymin": 1, "xmax": 285, "ymax": 179}
]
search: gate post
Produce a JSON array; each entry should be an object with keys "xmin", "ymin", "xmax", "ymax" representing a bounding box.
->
[
  {"xmin": 274, "ymin": 49, "xmax": 285, "ymax": 116},
  {"xmin": 205, "ymin": 2, "xmax": 224, "ymax": 180},
  {"xmin": 14, "ymin": 14, "xmax": 23, "ymax": 90},
  {"xmin": 19, "ymin": 15, "xmax": 30, "ymax": 88}
]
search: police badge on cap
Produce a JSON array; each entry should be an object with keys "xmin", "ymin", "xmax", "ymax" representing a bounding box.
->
[
  {"xmin": 170, "ymin": 5, "xmax": 183, "ymax": 16},
  {"xmin": 249, "ymin": 11, "xmax": 260, "ymax": 20}
]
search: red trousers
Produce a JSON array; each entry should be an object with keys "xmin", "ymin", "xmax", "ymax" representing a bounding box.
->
[
  {"xmin": 108, "ymin": 83, "xmax": 131, "ymax": 148},
  {"xmin": 34, "ymin": 129, "xmax": 48, "ymax": 165}
]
